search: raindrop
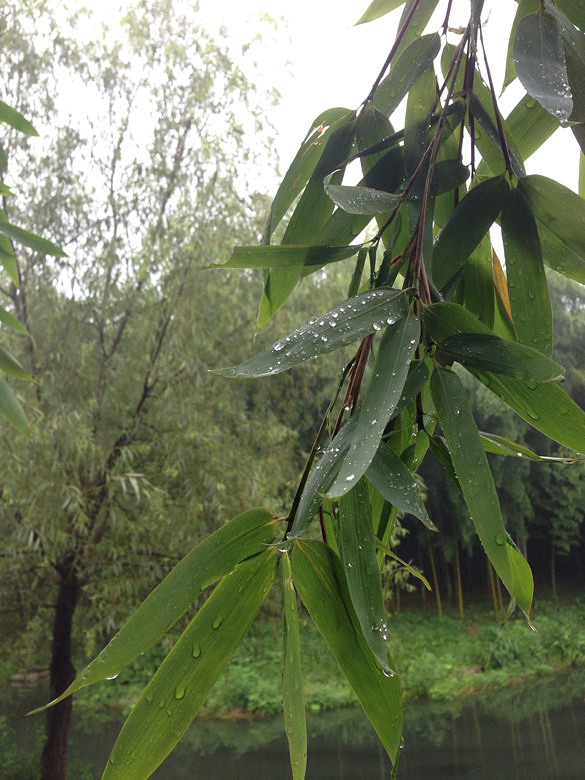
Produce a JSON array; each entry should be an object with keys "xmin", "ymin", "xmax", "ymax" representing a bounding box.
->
[
  {"xmin": 107, "ymin": 674, "xmax": 118, "ymax": 681},
  {"xmin": 274, "ymin": 341, "xmax": 285, "ymax": 352},
  {"xmin": 174, "ymin": 685, "xmax": 186, "ymax": 700},
  {"xmin": 345, "ymin": 473, "xmax": 355, "ymax": 481},
  {"xmin": 212, "ymin": 616, "xmax": 224, "ymax": 630},
  {"xmin": 192, "ymin": 643, "xmax": 202, "ymax": 659}
]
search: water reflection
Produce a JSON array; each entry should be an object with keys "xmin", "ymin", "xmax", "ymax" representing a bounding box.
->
[{"xmin": 3, "ymin": 668, "xmax": 585, "ymax": 778}]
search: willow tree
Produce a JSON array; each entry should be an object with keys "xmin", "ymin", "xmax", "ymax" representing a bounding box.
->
[{"xmin": 34, "ymin": 0, "xmax": 585, "ymax": 777}]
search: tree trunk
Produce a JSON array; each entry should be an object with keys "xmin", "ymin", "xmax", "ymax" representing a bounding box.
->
[{"xmin": 41, "ymin": 554, "xmax": 81, "ymax": 780}]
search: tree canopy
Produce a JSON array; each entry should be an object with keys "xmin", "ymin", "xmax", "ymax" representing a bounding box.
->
[{"xmin": 16, "ymin": 0, "xmax": 585, "ymax": 777}]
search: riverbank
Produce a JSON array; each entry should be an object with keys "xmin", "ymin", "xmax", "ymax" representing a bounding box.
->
[{"xmin": 69, "ymin": 595, "xmax": 585, "ymax": 719}]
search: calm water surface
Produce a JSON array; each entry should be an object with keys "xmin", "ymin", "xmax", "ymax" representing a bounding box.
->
[{"xmin": 4, "ymin": 668, "xmax": 585, "ymax": 778}]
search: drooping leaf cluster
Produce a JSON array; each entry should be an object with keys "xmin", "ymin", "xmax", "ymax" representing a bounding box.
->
[{"xmin": 32, "ymin": 1, "xmax": 585, "ymax": 777}]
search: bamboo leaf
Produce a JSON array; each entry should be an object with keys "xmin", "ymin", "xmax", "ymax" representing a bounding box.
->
[
  {"xmin": 366, "ymin": 441, "xmax": 431, "ymax": 526},
  {"xmin": 0, "ymin": 100, "xmax": 38, "ymax": 136},
  {"xmin": 280, "ymin": 552, "xmax": 307, "ymax": 780},
  {"xmin": 215, "ymin": 289, "xmax": 409, "ymax": 379},
  {"xmin": 502, "ymin": 187, "xmax": 553, "ymax": 355},
  {"xmin": 356, "ymin": 0, "xmax": 406, "ymax": 25},
  {"xmin": 374, "ymin": 33, "xmax": 441, "ymax": 117},
  {"xmin": 102, "ymin": 550, "xmax": 278, "ymax": 779},
  {"xmin": 324, "ymin": 177, "xmax": 402, "ymax": 215},
  {"xmin": 327, "ymin": 310, "xmax": 420, "ymax": 498},
  {"xmin": 554, "ymin": 0, "xmax": 585, "ymax": 32},
  {"xmin": 29, "ymin": 509, "xmax": 278, "ymax": 711},
  {"xmin": 504, "ymin": 0, "xmax": 540, "ymax": 89},
  {"xmin": 431, "ymin": 176, "xmax": 510, "ymax": 292},
  {"xmin": 395, "ymin": 0, "xmax": 440, "ymax": 60},
  {"xmin": 480, "ymin": 431, "xmax": 583, "ymax": 463},
  {"xmin": 259, "ymin": 116, "xmax": 357, "ymax": 328},
  {"xmin": 215, "ymin": 244, "xmax": 362, "ymax": 270},
  {"xmin": 518, "ymin": 174, "xmax": 585, "ymax": 281},
  {"xmin": 504, "ymin": 93, "xmax": 559, "ymax": 163},
  {"xmin": 0, "ymin": 219, "xmax": 66, "ymax": 258},
  {"xmin": 291, "ymin": 539, "xmax": 402, "ymax": 761},
  {"xmin": 437, "ymin": 334, "xmax": 563, "ymax": 382},
  {"xmin": 430, "ymin": 366, "xmax": 530, "ymax": 610},
  {"xmin": 514, "ymin": 11, "xmax": 573, "ymax": 121},
  {"xmin": 337, "ymin": 479, "xmax": 389, "ymax": 667},
  {"xmin": 0, "ymin": 378, "xmax": 28, "ymax": 433},
  {"xmin": 0, "ymin": 305, "xmax": 27, "ymax": 335},
  {"xmin": 0, "ymin": 347, "xmax": 33, "ymax": 381},
  {"xmin": 263, "ymin": 108, "xmax": 355, "ymax": 243},
  {"xmin": 472, "ymin": 370, "xmax": 585, "ymax": 454}
]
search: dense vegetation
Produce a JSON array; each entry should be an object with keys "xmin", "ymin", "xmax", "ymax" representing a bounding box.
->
[{"xmin": 2, "ymin": 0, "xmax": 585, "ymax": 777}]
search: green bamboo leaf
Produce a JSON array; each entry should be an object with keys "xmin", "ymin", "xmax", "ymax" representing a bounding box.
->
[
  {"xmin": 472, "ymin": 370, "xmax": 585, "ymax": 454},
  {"xmin": 514, "ymin": 11, "xmax": 573, "ymax": 121},
  {"xmin": 460, "ymin": 236, "xmax": 495, "ymax": 329},
  {"xmin": 0, "ymin": 219, "xmax": 66, "ymax": 258},
  {"xmin": 0, "ymin": 378, "xmax": 28, "ymax": 433},
  {"xmin": 469, "ymin": 95, "xmax": 526, "ymax": 178},
  {"xmin": 291, "ymin": 539, "xmax": 402, "ymax": 761},
  {"xmin": 431, "ymin": 176, "xmax": 510, "ymax": 292},
  {"xmin": 395, "ymin": 0, "xmax": 440, "ymax": 60},
  {"xmin": 504, "ymin": 93, "xmax": 559, "ymax": 163},
  {"xmin": 0, "ymin": 100, "xmax": 38, "ymax": 136},
  {"xmin": 215, "ymin": 244, "xmax": 362, "ymax": 270},
  {"xmin": 504, "ymin": 0, "xmax": 540, "ymax": 89},
  {"xmin": 424, "ymin": 300, "xmax": 491, "ymax": 343},
  {"xmin": 324, "ymin": 177, "xmax": 403, "ymax": 215},
  {"xmin": 337, "ymin": 479, "xmax": 389, "ymax": 667},
  {"xmin": 259, "ymin": 116, "xmax": 357, "ymax": 328},
  {"xmin": 30, "ymin": 509, "xmax": 278, "ymax": 712},
  {"xmin": 289, "ymin": 418, "xmax": 357, "ymax": 539},
  {"xmin": 327, "ymin": 310, "xmax": 420, "ymax": 498},
  {"xmin": 375, "ymin": 538, "xmax": 432, "ymax": 589},
  {"xmin": 507, "ymin": 538, "xmax": 534, "ymax": 616},
  {"xmin": 280, "ymin": 552, "xmax": 307, "ymax": 780},
  {"xmin": 407, "ymin": 160, "xmax": 470, "ymax": 201},
  {"xmin": 263, "ymin": 108, "xmax": 355, "ymax": 243},
  {"xmin": 0, "ymin": 237, "xmax": 19, "ymax": 285},
  {"xmin": 102, "ymin": 549, "xmax": 278, "ymax": 779},
  {"xmin": 518, "ymin": 175, "xmax": 585, "ymax": 280},
  {"xmin": 0, "ymin": 346, "xmax": 33, "ymax": 381},
  {"xmin": 373, "ymin": 33, "xmax": 441, "ymax": 117},
  {"xmin": 356, "ymin": 0, "xmax": 406, "ymax": 25},
  {"xmin": 480, "ymin": 431, "xmax": 583, "ymax": 462},
  {"xmin": 554, "ymin": 0, "xmax": 585, "ymax": 32},
  {"xmin": 215, "ymin": 289, "xmax": 409, "ymax": 379},
  {"xmin": 502, "ymin": 187, "xmax": 553, "ymax": 355},
  {"xmin": 0, "ymin": 305, "xmax": 27, "ymax": 334},
  {"xmin": 437, "ymin": 334, "xmax": 563, "ymax": 382},
  {"xmin": 431, "ymin": 366, "xmax": 530, "ymax": 610},
  {"xmin": 366, "ymin": 440, "xmax": 432, "ymax": 527}
]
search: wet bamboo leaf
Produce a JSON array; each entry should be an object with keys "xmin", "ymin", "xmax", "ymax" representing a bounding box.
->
[
  {"xmin": 280, "ymin": 552, "xmax": 306, "ymax": 780},
  {"xmin": 374, "ymin": 33, "xmax": 440, "ymax": 117},
  {"xmin": 0, "ymin": 100, "xmax": 38, "ymax": 136},
  {"xmin": 504, "ymin": 0, "xmax": 540, "ymax": 89},
  {"xmin": 30, "ymin": 509, "xmax": 279, "ymax": 711},
  {"xmin": 0, "ymin": 237, "xmax": 19, "ymax": 286},
  {"xmin": 389, "ymin": 359, "xmax": 429, "ymax": 421},
  {"xmin": 259, "ymin": 116, "xmax": 357, "ymax": 328},
  {"xmin": 507, "ymin": 538, "xmax": 534, "ymax": 616},
  {"xmin": 424, "ymin": 300, "xmax": 492, "ymax": 343},
  {"xmin": 518, "ymin": 175, "xmax": 585, "ymax": 281},
  {"xmin": 407, "ymin": 160, "xmax": 470, "ymax": 201},
  {"xmin": 216, "ymin": 244, "xmax": 362, "ymax": 270},
  {"xmin": 504, "ymin": 93, "xmax": 559, "ymax": 163},
  {"xmin": 554, "ymin": 0, "xmax": 585, "ymax": 32},
  {"xmin": 431, "ymin": 366, "xmax": 528, "ymax": 609},
  {"xmin": 514, "ymin": 11, "xmax": 573, "ymax": 121},
  {"xmin": 480, "ymin": 431, "xmax": 583, "ymax": 463},
  {"xmin": 102, "ymin": 550, "xmax": 278, "ymax": 779},
  {"xmin": 460, "ymin": 236, "xmax": 495, "ymax": 330},
  {"xmin": 291, "ymin": 539, "xmax": 402, "ymax": 761},
  {"xmin": 324, "ymin": 177, "xmax": 403, "ymax": 215},
  {"xmin": 366, "ymin": 440, "xmax": 431, "ymax": 526},
  {"xmin": 0, "ymin": 378, "xmax": 28, "ymax": 433},
  {"xmin": 356, "ymin": 0, "xmax": 406, "ymax": 25},
  {"xmin": 327, "ymin": 310, "xmax": 420, "ymax": 498},
  {"xmin": 395, "ymin": 0, "xmax": 440, "ymax": 60},
  {"xmin": 289, "ymin": 419, "xmax": 357, "ymax": 539},
  {"xmin": 215, "ymin": 289, "xmax": 409, "ymax": 379},
  {"xmin": 337, "ymin": 479, "xmax": 389, "ymax": 667},
  {"xmin": 469, "ymin": 95, "xmax": 526, "ymax": 178},
  {"xmin": 538, "ymin": 221, "xmax": 585, "ymax": 284},
  {"xmin": 263, "ymin": 108, "xmax": 355, "ymax": 243},
  {"xmin": 437, "ymin": 334, "xmax": 563, "ymax": 382},
  {"xmin": 0, "ymin": 219, "xmax": 66, "ymax": 258},
  {"xmin": 431, "ymin": 176, "xmax": 510, "ymax": 292},
  {"xmin": 502, "ymin": 187, "xmax": 553, "ymax": 355},
  {"xmin": 472, "ymin": 370, "xmax": 585, "ymax": 455}
]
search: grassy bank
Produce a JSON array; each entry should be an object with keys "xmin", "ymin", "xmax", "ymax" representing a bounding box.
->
[{"xmin": 76, "ymin": 595, "xmax": 585, "ymax": 718}]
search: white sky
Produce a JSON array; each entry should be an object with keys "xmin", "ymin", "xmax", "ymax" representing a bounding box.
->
[{"xmin": 83, "ymin": 0, "xmax": 580, "ymax": 191}]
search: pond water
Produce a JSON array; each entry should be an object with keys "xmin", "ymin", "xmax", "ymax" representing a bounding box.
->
[{"xmin": 3, "ymin": 668, "xmax": 585, "ymax": 778}]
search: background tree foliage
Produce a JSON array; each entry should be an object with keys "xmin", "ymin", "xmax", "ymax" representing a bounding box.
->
[{"xmin": 4, "ymin": 0, "xmax": 585, "ymax": 777}]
